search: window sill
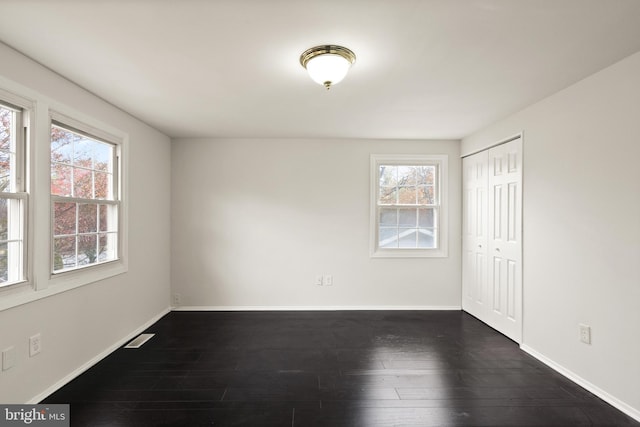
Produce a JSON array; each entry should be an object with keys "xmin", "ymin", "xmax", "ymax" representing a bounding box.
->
[
  {"xmin": 370, "ymin": 248, "xmax": 448, "ymax": 258},
  {"xmin": 48, "ymin": 258, "xmax": 127, "ymax": 289},
  {"xmin": 0, "ymin": 259, "xmax": 127, "ymax": 312}
]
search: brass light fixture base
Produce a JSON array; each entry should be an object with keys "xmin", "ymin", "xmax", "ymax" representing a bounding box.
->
[{"xmin": 299, "ymin": 45, "xmax": 356, "ymax": 68}]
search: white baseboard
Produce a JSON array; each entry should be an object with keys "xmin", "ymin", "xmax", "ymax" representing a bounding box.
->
[
  {"xmin": 172, "ymin": 305, "xmax": 461, "ymax": 311},
  {"xmin": 28, "ymin": 307, "xmax": 171, "ymax": 404},
  {"xmin": 521, "ymin": 344, "xmax": 640, "ymax": 422}
]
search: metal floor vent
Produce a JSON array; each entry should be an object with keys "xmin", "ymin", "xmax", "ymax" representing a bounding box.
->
[{"xmin": 124, "ymin": 333, "xmax": 155, "ymax": 349}]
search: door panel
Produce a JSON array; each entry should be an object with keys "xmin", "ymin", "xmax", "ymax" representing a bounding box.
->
[
  {"xmin": 507, "ymin": 259, "xmax": 517, "ymax": 320},
  {"xmin": 508, "ymin": 183, "xmax": 518, "ymax": 242},
  {"xmin": 475, "ymin": 252, "xmax": 484, "ymax": 304},
  {"xmin": 487, "ymin": 138, "xmax": 522, "ymax": 342},
  {"xmin": 492, "ymin": 256, "xmax": 503, "ymax": 314},
  {"xmin": 461, "ymin": 151, "xmax": 488, "ymax": 318},
  {"xmin": 493, "ymin": 185, "xmax": 502, "ymax": 240}
]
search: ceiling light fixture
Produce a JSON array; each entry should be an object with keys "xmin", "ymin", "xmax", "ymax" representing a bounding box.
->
[{"xmin": 300, "ymin": 45, "xmax": 356, "ymax": 90}]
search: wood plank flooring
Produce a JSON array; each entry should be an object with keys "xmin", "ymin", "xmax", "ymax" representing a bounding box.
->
[{"xmin": 42, "ymin": 311, "xmax": 639, "ymax": 426}]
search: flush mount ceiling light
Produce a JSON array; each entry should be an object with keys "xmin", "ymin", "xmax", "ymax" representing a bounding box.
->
[{"xmin": 300, "ymin": 45, "xmax": 356, "ymax": 90}]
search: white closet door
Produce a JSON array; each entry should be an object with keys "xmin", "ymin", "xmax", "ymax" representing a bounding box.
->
[
  {"xmin": 487, "ymin": 138, "xmax": 523, "ymax": 342},
  {"xmin": 462, "ymin": 150, "xmax": 488, "ymax": 320},
  {"xmin": 462, "ymin": 137, "xmax": 522, "ymax": 343}
]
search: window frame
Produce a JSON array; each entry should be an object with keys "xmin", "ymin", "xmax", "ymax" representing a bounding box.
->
[
  {"xmin": 0, "ymin": 92, "xmax": 32, "ymax": 291},
  {"xmin": 49, "ymin": 111, "xmax": 125, "ymax": 279},
  {"xmin": 0, "ymin": 80, "xmax": 129, "ymax": 312},
  {"xmin": 370, "ymin": 154, "xmax": 448, "ymax": 258}
]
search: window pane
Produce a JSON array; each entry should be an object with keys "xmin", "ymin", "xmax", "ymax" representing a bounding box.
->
[
  {"xmin": 398, "ymin": 186, "xmax": 417, "ymax": 204},
  {"xmin": 51, "ymin": 125, "xmax": 74, "ymax": 164},
  {"xmin": 418, "ymin": 208, "xmax": 435, "ymax": 228},
  {"xmin": 379, "ymin": 186, "xmax": 397, "ymax": 204},
  {"xmin": 54, "ymin": 236, "xmax": 76, "ymax": 271},
  {"xmin": 94, "ymin": 143, "xmax": 111, "ymax": 172},
  {"xmin": 0, "ymin": 198, "xmax": 7, "ymax": 241},
  {"xmin": 417, "ymin": 185, "xmax": 435, "ymax": 204},
  {"xmin": 51, "ymin": 163, "xmax": 73, "ymax": 197},
  {"xmin": 78, "ymin": 234, "xmax": 97, "ymax": 266},
  {"xmin": 418, "ymin": 229, "xmax": 436, "ymax": 248},
  {"xmin": 0, "ymin": 198, "xmax": 21, "ymax": 242},
  {"xmin": 73, "ymin": 168, "xmax": 93, "ymax": 198},
  {"xmin": 94, "ymin": 172, "xmax": 111, "ymax": 199},
  {"xmin": 379, "ymin": 208, "xmax": 397, "ymax": 226},
  {"xmin": 99, "ymin": 233, "xmax": 117, "ymax": 262},
  {"xmin": 73, "ymin": 136, "xmax": 113, "ymax": 172},
  {"xmin": 54, "ymin": 202, "xmax": 76, "ymax": 236},
  {"xmin": 379, "ymin": 165, "xmax": 397, "ymax": 187},
  {"xmin": 0, "ymin": 107, "xmax": 12, "ymax": 151},
  {"xmin": 0, "ymin": 241, "xmax": 6, "ymax": 283},
  {"xmin": 0, "ymin": 151, "xmax": 12, "ymax": 192},
  {"xmin": 74, "ymin": 136, "xmax": 95, "ymax": 168},
  {"xmin": 52, "ymin": 124, "xmax": 117, "ymax": 202},
  {"xmin": 397, "ymin": 166, "xmax": 417, "ymax": 186},
  {"xmin": 78, "ymin": 203, "xmax": 97, "ymax": 233},
  {"xmin": 416, "ymin": 166, "xmax": 435, "ymax": 185},
  {"xmin": 0, "ymin": 241, "xmax": 22, "ymax": 284},
  {"xmin": 98, "ymin": 204, "xmax": 118, "ymax": 232},
  {"xmin": 398, "ymin": 229, "xmax": 417, "ymax": 248},
  {"xmin": 398, "ymin": 209, "xmax": 417, "ymax": 227},
  {"xmin": 379, "ymin": 227, "xmax": 398, "ymax": 248}
]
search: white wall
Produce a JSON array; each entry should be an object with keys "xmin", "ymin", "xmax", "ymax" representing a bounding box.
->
[
  {"xmin": 463, "ymin": 51, "xmax": 640, "ymax": 418},
  {"xmin": 0, "ymin": 43, "xmax": 171, "ymax": 402},
  {"xmin": 171, "ymin": 138, "xmax": 461, "ymax": 309}
]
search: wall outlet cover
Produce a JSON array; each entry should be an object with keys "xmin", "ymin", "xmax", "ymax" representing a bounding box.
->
[
  {"xmin": 172, "ymin": 293, "xmax": 181, "ymax": 306},
  {"xmin": 2, "ymin": 346, "xmax": 15, "ymax": 371},
  {"xmin": 29, "ymin": 334, "xmax": 41, "ymax": 357},
  {"xmin": 579, "ymin": 324, "xmax": 591, "ymax": 345}
]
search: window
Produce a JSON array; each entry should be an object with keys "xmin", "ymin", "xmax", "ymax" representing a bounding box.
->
[
  {"xmin": 0, "ymin": 101, "xmax": 28, "ymax": 287},
  {"xmin": 51, "ymin": 121, "xmax": 119, "ymax": 273},
  {"xmin": 370, "ymin": 154, "xmax": 448, "ymax": 257}
]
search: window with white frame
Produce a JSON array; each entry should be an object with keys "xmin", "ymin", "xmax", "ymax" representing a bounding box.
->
[
  {"xmin": 0, "ymin": 101, "xmax": 28, "ymax": 287},
  {"xmin": 370, "ymin": 154, "xmax": 448, "ymax": 257},
  {"xmin": 50, "ymin": 120, "xmax": 120, "ymax": 273}
]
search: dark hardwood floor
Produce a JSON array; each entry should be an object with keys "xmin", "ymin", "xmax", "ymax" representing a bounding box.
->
[{"xmin": 42, "ymin": 311, "xmax": 639, "ymax": 426}]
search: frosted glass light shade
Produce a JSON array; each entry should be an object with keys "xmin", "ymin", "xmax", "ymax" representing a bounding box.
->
[
  {"xmin": 300, "ymin": 45, "xmax": 356, "ymax": 89},
  {"xmin": 306, "ymin": 54, "xmax": 352, "ymax": 87}
]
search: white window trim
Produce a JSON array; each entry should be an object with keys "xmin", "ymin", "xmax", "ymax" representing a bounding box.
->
[
  {"xmin": 47, "ymin": 110, "xmax": 128, "ymax": 288},
  {"xmin": 370, "ymin": 154, "xmax": 448, "ymax": 258}
]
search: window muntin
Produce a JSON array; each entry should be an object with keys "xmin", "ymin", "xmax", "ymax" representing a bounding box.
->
[
  {"xmin": 51, "ymin": 123, "xmax": 119, "ymax": 273},
  {"xmin": 0, "ymin": 102, "xmax": 27, "ymax": 287},
  {"xmin": 371, "ymin": 154, "xmax": 447, "ymax": 258}
]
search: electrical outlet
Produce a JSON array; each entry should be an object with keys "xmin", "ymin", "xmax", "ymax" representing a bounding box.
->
[
  {"xmin": 172, "ymin": 293, "xmax": 181, "ymax": 306},
  {"xmin": 324, "ymin": 275, "xmax": 333, "ymax": 286},
  {"xmin": 579, "ymin": 324, "xmax": 591, "ymax": 344},
  {"xmin": 315, "ymin": 275, "xmax": 323, "ymax": 286},
  {"xmin": 2, "ymin": 346, "xmax": 15, "ymax": 371},
  {"xmin": 29, "ymin": 334, "xmax": 41, "ymax": 357}
]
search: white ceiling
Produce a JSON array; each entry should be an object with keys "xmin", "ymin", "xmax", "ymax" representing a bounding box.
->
[{"xmin": 1, "ymin": 0, "xmax": 639, "ymax": 140}]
